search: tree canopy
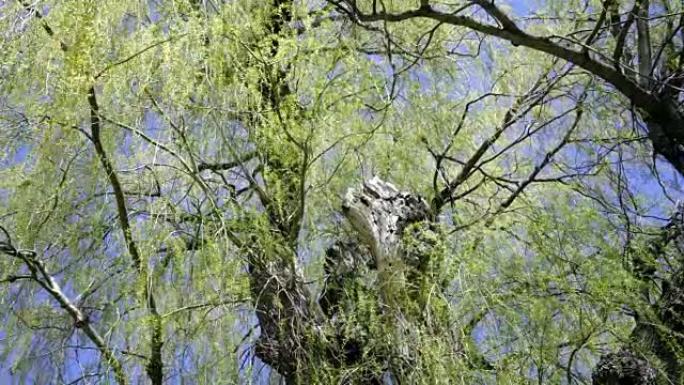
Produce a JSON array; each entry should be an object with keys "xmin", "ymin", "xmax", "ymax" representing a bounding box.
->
[{"xmin": 1, "ymin": 1, "xmax": 684, "ymax": 384}]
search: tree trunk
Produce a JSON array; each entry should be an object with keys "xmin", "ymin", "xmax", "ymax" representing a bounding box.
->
[
  {"xmin": 253, "ymin": 177, "xmax": 450, "ymax": 382},
  {"xmin": 594, "ymin": 206, "xmax": 684, "ymax": 385}
]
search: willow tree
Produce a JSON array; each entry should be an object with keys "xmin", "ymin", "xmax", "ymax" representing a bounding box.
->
[
  {"xmin": 0, "ymin": 1, "xmax": 682, "ymax": 384},
  {"xmin": 327, "ymin": 1, "xmax": 684, "ymax": 384}
]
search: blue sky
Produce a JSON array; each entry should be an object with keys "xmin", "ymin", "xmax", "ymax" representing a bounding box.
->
[{"xmin": 3, "ymin": 1, "xmax": 684, "ymax": 384}]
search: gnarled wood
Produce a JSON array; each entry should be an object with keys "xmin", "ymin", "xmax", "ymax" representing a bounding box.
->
[
  {"xmin": 341, "ymin": 177, "xmax": 431, "ymax": 308},
  {"xmin": 593, "ymin": 350, "xmax": 657, "ymax": 385}
]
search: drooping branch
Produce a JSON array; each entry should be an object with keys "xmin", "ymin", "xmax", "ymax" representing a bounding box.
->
[
  {"xmin": 88, "ymin": 88, "xmax": 144, "ymax": 271},
  {"xmin": 0, "ymin": 237, "xmax": 128, "ymax": 385},
  {"xmin": 19, "ymin": 6, "xmax": 166, "ymax": 384},
  {"xmin": 88, "ymin": 87, "xmax": 164, "ymax": 385}
]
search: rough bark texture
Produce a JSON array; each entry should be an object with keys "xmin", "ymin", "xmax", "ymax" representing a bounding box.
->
[
  {"xmin": 593, "ymin": 205, "xmax": 684, "ymax": 385},
  {"xmin": 253, "ymin": 177, "xmax": 444, "ymax": 383},
  {"xmin": 248, "ymin": 244, "xmax": 314, "ymax": 380},
  {"xmin": 593, "ymin": 350, "xmax": 657, "ymax": 385},
  {"xmin": 325, "ymin": 178, "xmax": 450, "ymax": 382},
  {"xmin": 341, "ymin": 177, "xmax": 431, "ymax": 308},
  {"xmin": 331, "ymin": 3, "xmax": 684, "ymax": 383}
]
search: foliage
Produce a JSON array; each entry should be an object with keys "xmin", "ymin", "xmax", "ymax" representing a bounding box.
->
[{"xmin": 1, "ymin": 1, "xmax": 683, "ymax": 384}]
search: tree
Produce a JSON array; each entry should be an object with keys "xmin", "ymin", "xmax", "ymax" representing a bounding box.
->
[
  {"xmin": 327, "ymin": 2, "xmax": 684, "ymax": 383},
  {"xmin": 0, "ymin": 1, "xmax": 682, "ymax": 384}
]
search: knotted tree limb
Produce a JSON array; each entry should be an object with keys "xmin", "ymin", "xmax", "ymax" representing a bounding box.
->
[
  {"xmin": 320, "ymin": 177, "xmax": 455, "ymax": 382},
  {"xmin": 342, "ymin": 177, "xmax": 431, "ymax": 308}
]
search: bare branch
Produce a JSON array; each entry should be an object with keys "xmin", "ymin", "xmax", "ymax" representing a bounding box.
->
[
  {"xmin": 636, "ymin": 0, "xmax": 653, "ymax": 87},
  {"xmin": 0, "ymin": 243, "xmax": 127, "ymax": 385}
]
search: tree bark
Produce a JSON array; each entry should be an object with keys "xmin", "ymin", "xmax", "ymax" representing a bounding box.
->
[
  {"xmin": 593, "ymin": 206, "xmax": 684, "ymax": 385},
  {"xmin": 249, "ymin": 177, "xmax": 444, "ymax": 382},
  {"xmin": 322, "ymin": 178, "xmax": 453, "ymax": 382},
  {"xmin": 329, "ymin": 4, "xmax": 684, "ymax": 382}
]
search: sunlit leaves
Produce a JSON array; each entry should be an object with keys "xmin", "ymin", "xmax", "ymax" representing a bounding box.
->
[{"xmin": 1, "ymin": 0, "xmax": 682, "ymax": 383}]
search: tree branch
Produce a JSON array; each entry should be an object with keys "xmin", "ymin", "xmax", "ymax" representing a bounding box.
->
[
  {"xmin": 88, "ymin": 87, "xmax": 164, "ymax": 385},
  {"xmin": 0, "ymin": 244, "xmax": 127, "ymax": 385},
  {"xmin": 636, "ymin": 0, "xmax": 653, "ymax": 87},
  {"xmin": 495, "ymin": 95, "xmax": 585, "ymax": 214},
  {"xmin": 432, "ymin": 64, "xmax": 569, "ymax": 213},
  {"xmin": 341, "ymin": 2, "xmax": 661, "ymax": 116},
  {"xmin": 337, "ymin": 1, "xmax": 684, "ymax": 177}
]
